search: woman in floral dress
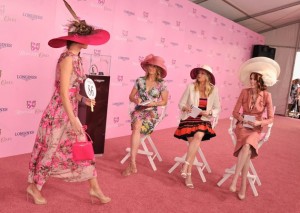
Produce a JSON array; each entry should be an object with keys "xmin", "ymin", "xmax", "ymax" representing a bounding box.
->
[
  {"xmin": 122, "ymin": 54, "xmax": 169, "ymax": 176},
  {"xmin": 26, "ymin": 1, "xmax": 111, "ymax": 205}
]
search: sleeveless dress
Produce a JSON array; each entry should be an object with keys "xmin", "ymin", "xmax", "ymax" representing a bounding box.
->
[
  {"xmin": 28, "ymin": 51, "xmax": 96, "ymax": 190},
  {"xmin": 130, "ymin": 77, "xmax": 167, "ymax": 135},
  {"xmin": 174, "ymin": 98, "xmax": 216, "ymax": 141}
]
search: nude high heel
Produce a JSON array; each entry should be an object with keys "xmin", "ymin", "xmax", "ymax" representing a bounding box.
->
[
  {"xmin": 180, "ymin": 161, "xmax": 190, "ymax": 179},
  {"xmin": 229, "ymin": 184, "xmax": 237, "ymax": 193},
  {"xmin": 89, "ymin": 189, "xmax": 111, "ymax": 204},
  {"xmin": 26, "ymin": 185, "xmax": 47, "ymax": 205},
  {"xmin": 238, "ymin": 193, "xmax": 246, "ymax": 200},
  {"xmin": 185, "ymin": 173, "xmax": 194, "ymax": 189}
]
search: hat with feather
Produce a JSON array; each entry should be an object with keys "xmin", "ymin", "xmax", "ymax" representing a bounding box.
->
[{"xmin": 48, "ymin": 0, "xmax": 110, "ymax": 48}]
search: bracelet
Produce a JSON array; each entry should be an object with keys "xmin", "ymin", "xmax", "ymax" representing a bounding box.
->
[{"xmin": 81, "ymin": 96, "xmax": 86, "ymax": 103}]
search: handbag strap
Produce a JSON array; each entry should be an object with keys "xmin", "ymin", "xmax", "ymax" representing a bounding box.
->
[{"xmin": 75, "ymin": 125, "xmax": 93, "ymax": 143}]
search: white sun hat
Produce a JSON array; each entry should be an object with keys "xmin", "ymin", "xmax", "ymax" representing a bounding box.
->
[{"xmin": 239, "ymin": 57, "xmax": 280, "ymax": 87}]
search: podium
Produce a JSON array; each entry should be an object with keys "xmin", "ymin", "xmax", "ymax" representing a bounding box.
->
[{"xmin": 78, "ymin": 75, "xmax": 110, "ymax": 154}]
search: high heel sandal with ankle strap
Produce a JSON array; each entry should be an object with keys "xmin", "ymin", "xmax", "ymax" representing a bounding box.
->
[
  {"xmin": 180, "ymin": 161, "xmax": 190, "ymax": 179},
  {"xmin": 185, "ymin": 173, "xmax": 194, "ymax": 189},
  {"xmin": 89, "ymin": 189, "xmax": 111, "ymax": 204},
  {"xmin": 238, "ymin": 193, "xmax": 246, "ymax": 200},
  {"xmin": 26, "ymin": 185, "xmax": 47, "ymax": 205}
]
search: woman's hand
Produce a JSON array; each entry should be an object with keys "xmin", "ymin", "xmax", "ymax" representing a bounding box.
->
[
  {"xmin": 182, "ymin": 106, "xmax": 192, "ymax": 113},
  {"xmin": 82, "ymin": 97, "xmax": 96, "ymax": 107},
  {"xmin": 70, "ymin": 117, "xmax": 84, "ymax": 135},
  {"xmin": 201, "ymin": 110, "xmax": 212, "ymax": 116}
]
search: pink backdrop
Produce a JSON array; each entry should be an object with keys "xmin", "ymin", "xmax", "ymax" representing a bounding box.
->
[{"xmin": 0, "ymin": 0, "xmax": 264, "ymax": 158}]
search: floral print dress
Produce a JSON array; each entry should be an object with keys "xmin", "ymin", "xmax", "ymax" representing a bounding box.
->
[
  {"xmin": 28, "ymin": 51, "xmax": 96, "ymax": 190},
  {"xmin": 131, "ymin": 77, "xmax": 167, "ymax": 135}
]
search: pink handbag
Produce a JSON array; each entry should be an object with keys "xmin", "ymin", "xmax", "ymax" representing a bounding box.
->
[{"xmin": 72, "ymin": 130, "xmax": 94, "ymax": 161}]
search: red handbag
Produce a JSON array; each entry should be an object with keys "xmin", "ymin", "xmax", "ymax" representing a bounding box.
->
[{"xmin": 72, "ymin": 130, "xmax": 94, "ymax": 161}]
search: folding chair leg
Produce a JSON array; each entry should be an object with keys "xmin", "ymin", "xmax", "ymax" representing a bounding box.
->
[
  {"xmin": 168, "ymin": 153, "xmax": 187, "ymax": 173},
  {"xmin": 217, "ymin": 165, "xmax": 236, "ymax": 187},
  {"xmin": 193, "ymin": 158, "xmax": 207, "ymax": 182},
  {"xmin": 147, "ymin": 136, "xmax": 162, "ymax": 161},
  {"xmin": 198, "ymin": 148, "xmax": 212, "ymax": 173},
  {"xmin": 120, "ymin": 152, "xmax": 131, "ymax": 164},
  {"xmin": 249, "ymin": 161, "xmax": 261, "ymax": 186},
  {"xmin": 140, "ymin": 139, "xmax": 157, "ymax": 171},
  {"xmin": 247, "ymin": 173, "xmax": 259, "ymax": 196}
]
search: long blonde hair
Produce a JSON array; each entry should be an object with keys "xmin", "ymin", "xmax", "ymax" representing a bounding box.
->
[
  {"xmin": 194, "ymin": 73, "xmax": 214, "ymax": 97},
  {"xmin": 145, "ymin": 65, "xmax": 163, "ymax": 82}
]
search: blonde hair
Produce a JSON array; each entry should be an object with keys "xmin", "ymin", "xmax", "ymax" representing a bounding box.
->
[
  {"xmin": 145, "ymin": 65, "xmax": 163, "ymax": 82},
  {"xmin": 194, "ymin": 73, "xmax": 214, "ymax": 96}
]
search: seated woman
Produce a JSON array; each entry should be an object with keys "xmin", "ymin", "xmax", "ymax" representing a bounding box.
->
[
  {"xmin": 174, "ymin": 65, "xmax": 221, "ymax": 188},
  {"xmin": 122, "ymin": 54, "xmax": 169, "ymax": 176},
  {"xmin": 229, "ymin": 57, "xmax": 280, "ymax": 200}
]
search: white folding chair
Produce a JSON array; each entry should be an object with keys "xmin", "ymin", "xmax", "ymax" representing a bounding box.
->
[
  {"xmin": 217, "ymin": 107, "xmax": 276, "ymax": 196},
  {"xmin": 120, "ymin": 104, "xmax": 167, "ymax": 171},
  {"xmin": 168, "ymin": 115, "xmax": 219, "ymax": 182}
]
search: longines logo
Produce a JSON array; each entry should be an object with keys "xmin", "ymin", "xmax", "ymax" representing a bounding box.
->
[
  {"xmin": 19, "ymin": 42, "xmax": 49, "ymax": 58},
  {"xmin": 124, "ymin": 10, "xmax": 135, "ymax": 16},
  {"xmin": 17, "ymin": 75, "xmax": 37, "ymax": 81},
  {"xmin": 136, "ymin": 36, "xmax": 146, "ymax": 41},
  {"xmin": 15, "ymin": 130, "xmax": 35, "ymax": 137},
  {"xmin": 112, "ymin": 102, "xmax": 124, "ymax": 107},
  {"xmin": 16, "ymin": 100, "xmax": 43, "ymax": 115},
  {"xmin": 162, "ymin": 20, "xmax": 170, "ymax": 26},
  {"xmin": 118, "ymin": 56, "xmax": 130, "ymax": 61},
  {"xmin": 175, "ymin": 3, "xmax": 183, "ymax": 8},
  {"xmin": 0, "ymin": 42, "xmax": 12, "ymax": 49},
  {"xmin": 0, "ymin": 107, "xmax": 8, "ymax": 112},
  {"xmin": 22, "ymin": 12, "xmax": 43, "ymax": 20}
]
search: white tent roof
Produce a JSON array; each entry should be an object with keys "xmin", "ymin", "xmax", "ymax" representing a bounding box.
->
[{"xmin": 190, "ymin": 0, "xmax": 300, "ymax": 33}]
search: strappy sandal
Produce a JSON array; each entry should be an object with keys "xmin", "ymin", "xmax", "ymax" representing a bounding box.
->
[
  {"xmin": 180, "ymin": 161, "xmax": 190, "ymax": 179},
  {"xmin": 185, "ymin": 173, "xmax": 194, "ymax": 189}
]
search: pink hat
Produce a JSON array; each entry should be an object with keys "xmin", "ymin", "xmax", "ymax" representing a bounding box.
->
[
  {"xmin": 141, "ymin": 54, "xmax": 167, "ymax": 78},
  {"xmin": 190, "ymin": 65, "xmax": 215, "ymax": 85},
  {"xmin": 48, "ymin": 28, "xmax": 110, "ymax": 48},
  {"xmin": 48, "ymin": 0, "xmax": 110, "ymax": 48}
]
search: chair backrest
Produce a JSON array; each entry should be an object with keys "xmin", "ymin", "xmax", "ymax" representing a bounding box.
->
[{"xmin": 228, "ymin": 106, "xmax": 276, "ymax": 148}]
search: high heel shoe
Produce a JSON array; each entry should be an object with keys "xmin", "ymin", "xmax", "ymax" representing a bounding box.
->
[
  {"xmin": 122, "ymin": 161, "xmax": 138, "ymax": 177},
  {"xmin": 89, "ymin": 189, "xmax": 111, "ymax": 204},
  {"xmin": 26, "ymin": 185, "xmax": 47, "ymax": 205},
  {"xmin": 229, "ymin": 184, "xmax": 237, "ymax": 193},
  {"xmin": 238, "ymin": 193, "xmax": 246, "ymax": 200},
  {"xmin": 185, "ymin": 173, "xmax": 194, "ymax": 189},
  {"xmin": 180, "ymin": 161, "xmax": 190, "ymax": 179}
]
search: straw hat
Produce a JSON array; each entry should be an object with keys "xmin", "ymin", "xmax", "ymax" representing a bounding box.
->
[
  {"xmin": 141, "ymin": 54, "xmax": 167, "ymax": 78},
  {"xmin": 239, "ymin": 57, "xmax": 280, "ymax": 87},
  {"xmin": 190, "ymin": 65, "xmax": 215, "ymax": 85},
  {"xmin": 48, "ymin": 0, "xmax": 110, "ymax": 48}
]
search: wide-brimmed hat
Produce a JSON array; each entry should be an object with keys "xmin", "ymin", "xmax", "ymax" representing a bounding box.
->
[
  {"xmin": 239, "ymin": 57, "xmax": 280, "ymax": 87},
  {"xmin": 48, "ymin": 0, "xmax": 110, "ymax": 48},
  {"xmin": 190, "ymin": 65, "xmax": 215, "ymax": 85},
  {"xmin": 141, "ymin": 54, "xmax": 167, "ymax": 78}
]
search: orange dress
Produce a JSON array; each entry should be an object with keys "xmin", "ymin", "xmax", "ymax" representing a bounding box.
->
[{"xmin": 232, "ymin": 88, "xmax": 274, "ymax": 158}]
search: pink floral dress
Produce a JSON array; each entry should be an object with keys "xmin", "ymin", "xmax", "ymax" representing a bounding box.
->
[{"xmin": 28, "ymin": 51, "xmax": 96, "ymax": 190}]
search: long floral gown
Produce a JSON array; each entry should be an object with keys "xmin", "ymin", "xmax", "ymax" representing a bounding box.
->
[
  {"xmin": 28, "ymin": 51, "xmax": 96, "ymax": 190},
  {"xmin": 131, "ymin": 77, "xmax": 167, "ymax": 135}
]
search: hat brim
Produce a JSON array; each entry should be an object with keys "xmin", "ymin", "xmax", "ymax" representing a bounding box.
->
[
  {"xmin": 141, "ymin": 62, "xmax": 167, "ymax": 78},
  {"xmin": 239, "ymin": 57, "xmax": 280, "ymax": 87},
  {"xmin": 48, "ymin": 29, "xmax": 110, "ymax": 48},
  {"xmin": 190, "ymin": 68, "xmax": 215, "ymax": 85}
]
